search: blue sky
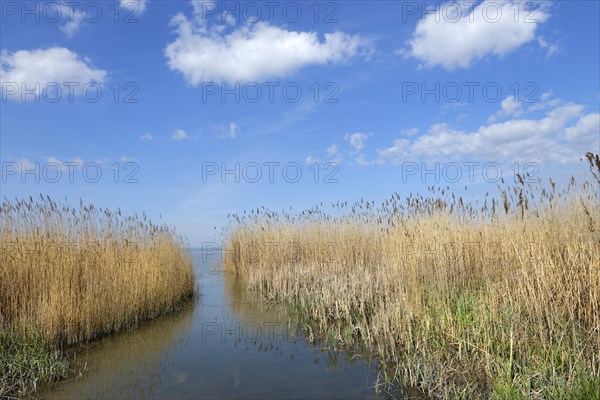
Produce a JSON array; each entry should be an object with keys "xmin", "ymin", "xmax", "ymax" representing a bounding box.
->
[{"xmin": 1, "ymin": 0, "xmax": 599, "ymax": 245}]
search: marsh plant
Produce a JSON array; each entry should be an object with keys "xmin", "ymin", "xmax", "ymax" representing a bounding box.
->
[
  {"xmin": 224, "ymin": 153, "xmax": 600, "ymax": 399},
  {"xmin": 0, "ymin": 196, "xmax": 195, "ymax": 397}
]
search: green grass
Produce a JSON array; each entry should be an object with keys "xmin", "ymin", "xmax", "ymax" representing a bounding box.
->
[
  {"xmin": 492, "ymin": 377, "xmax": 600, "ymax": 399},
  {"xmin": 0, "ymin": 328, "xmax": 68, "ymax": 398}
]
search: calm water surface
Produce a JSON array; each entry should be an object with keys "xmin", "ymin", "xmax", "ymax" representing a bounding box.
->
[{"xmin": 42, "ymin": 252, "xmax": 380, "ymax": 399}]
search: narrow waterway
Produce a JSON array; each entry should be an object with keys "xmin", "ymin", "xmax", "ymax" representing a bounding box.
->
[{"xmin": 41, "ymin": 251, "xmax": 380, "ymax": 399}]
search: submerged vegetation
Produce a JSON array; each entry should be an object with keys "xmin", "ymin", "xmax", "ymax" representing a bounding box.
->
[
  {"xmin": 225, "ymin": 154, "xmax": 600, "ymax": 399},
  {"xmin": 0, "ymin": 196, "xmax": 195, "ymax": 398}
]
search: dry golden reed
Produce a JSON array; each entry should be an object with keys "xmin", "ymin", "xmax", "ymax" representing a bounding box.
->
[
  {"xmin": 225, "ymin": 155, "xmax": 600, "ymax": 399},
  {"xmin": 0, "ymin": 195, "xmax": 195, "ymax": 345}
]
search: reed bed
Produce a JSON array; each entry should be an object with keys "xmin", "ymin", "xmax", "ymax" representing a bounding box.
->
[
  {"xmin": 224, "ymin": 154, "xmax": 600, "ymax": 399},
  {"xmin": 0, "ymin": 195, "xmax": 195, "ymax": 397}
]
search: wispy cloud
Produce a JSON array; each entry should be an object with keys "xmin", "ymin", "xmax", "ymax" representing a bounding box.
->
[
  {"xmin": 58, "ymin": 3, "xmax": 86, "ymax": 38},
  {"xmin": 538, "ymin": 36, "xmax": 559, "ymax": 57},
  {"xmin": 217, "ymin": 122, "xmax": 239, "ymax": 139},
  {"xmin": 172, "ymin": 129, "xmax": 199, "ymax": 141},
  {"xmin": 305, "ymin": 155, "xmax": 319, "ymax": 164},
  {"xmin": 401, "ymin": 128, "xmax": 419, "ymax": 137}
]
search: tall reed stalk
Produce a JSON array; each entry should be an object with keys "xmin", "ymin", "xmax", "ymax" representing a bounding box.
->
[
  {"xmin": 0, "ymin": 195, "xmax": 196, "ymax": 397},
  {"xmin": 225, "ymin": 154, "xmax": 600, "ymax": 399}
]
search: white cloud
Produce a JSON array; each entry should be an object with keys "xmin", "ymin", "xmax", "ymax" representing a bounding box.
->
[
  {"xmin": 305, "ymin": 155, "xmax": 319, "ymax": 164},
  {"xmin": 228, "ymin": 122, "xmax": 239, "ymax": 138},
  {"xmin": 120, "ymin": 0, "xmax": 147, "ymax": 14},
  {"xmin": 72, "ymin": 156, "xmax": 87, "ymax": 165},
  {"xmin": 44, "ymin": 156, "xmax": 68, "ymax": 171},
  {"xmin": 488, "ymin": 96, "xmax": 523, "ymax": 122},
  {"xmin": 499, "ymin": 96, "xmax": 522, "ymax": 117},
  {"xmin": 326, "ymin": 144, "xmax": 339, "ymax": 156},
  {"xmin": 401, "ymin": 127, "xmax": 420, "ymax": 136},
  {"xmin": 5, "ymin": 156, "xmax": 129, "ymax": 174},
  {"xmin": 172, "ymin": 129, "xmax": 189, "ymax": 140},
  {"xmin": 217, "ymin": 122, "xmax": 239, "ymax": 139},
  {"xmin": 378, "ymin": 139, "xmax": 410, "ymax": 164},
  {"xmin": 139, "ymin": 133, "xmax": 154, "ymax": 141},
  {"xmin": 355, "ymin": 154, "xmax": 372, "ymax": 166},
  {"xmin": 321, "ymin": 97, "xmax": 598, "ymax": 167},
  {"xmin": 528, "ymin": 91, "xmax": 562, "ymax": 112},
  {"xmin": 325, "ymin": 144, "xmax": 342, "ymax": 164},
  {"xmin": 43, "ymin": 156, "xmax": 88, "ymax": 170},
  {"xmin": 346, "ymin": 132, "xmax": 371, "ymax": 151},
  {"xmin": 190, "ymin": 0, "xmax": 213, "ymax": 19},
  {"xmin": 5, "ymin": 157, "xmax": 36, "ymax": 173},
  {"xmin": 58, "ymin": 3, "xmax": 85, "ymax": 38},
  {"xmin": 538, "ymin": 36, "xmax": 559, "ymax": 57},
  {"xmin": 0, "ymin": 47, "xmax": 106, "ymax": 101},
  {"xmin": 165, "ymin": 13, "xmax": 373, "ymax": 84},
  {"xmin": 48, "ymin": 156, "xmax": 113, "ymax": 166},
  {"xmin": 405, "ymin": 1, "xmax": 550, "ymax": 70},
  {"xmin": 377, "ymin": 100, "xmax": 599, "ymax": 165},
  {"xmin": 564, "ymin": 113, "xmax": 600, "ymax": 142}
]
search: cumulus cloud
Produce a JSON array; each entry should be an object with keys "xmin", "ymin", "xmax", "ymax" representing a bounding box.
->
[
  {"xmin": 404, "ymin": 0, "xmax": 550, "ymax": 70},
  {"xmin": 165, "ymin": 12, "xmax": 373, "ymax": 84},
  {"xmin": 564, "ymin": 113, "xmax": 600, "ymax": 142},
  {"xmin": 139, "ymin": 133, "xmax": 154, "ymax": 141},
  {"xmin": 378, "ymin": 139, "xmax": 410, "ymax": 164},
  {"xmin": 317, "ymin": 96, "xmax": 598, "ymax": 167},
  {"xmin": 378, "ymin": 99, "xmax": 599, "ymax": 165},
  {"xmin": 488, "ymin": 96, "xmax": 524, "ymax": 122},
  {"xmin": 0, "ymin": 47, "xmax": 106, "ymax": 101},
  {"xmin": 346, "ymin": 132, "xmax": 371, "ymax": 151}
]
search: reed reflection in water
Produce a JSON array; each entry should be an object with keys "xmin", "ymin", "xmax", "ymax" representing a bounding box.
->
[
  {"xmin": 41, "ymin": 253, "xmax": 379, "ymax": 399},
  {"xmin": 44, "ymin": 300, "xmax": 195, "ymax": 399}
]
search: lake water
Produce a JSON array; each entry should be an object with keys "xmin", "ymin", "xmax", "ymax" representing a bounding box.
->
[{"xmin": 41, "ymin": 252, "xmax": 381, "ymax": 399}]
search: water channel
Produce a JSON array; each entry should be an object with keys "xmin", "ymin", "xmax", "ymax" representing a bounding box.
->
[{"xmin": 41, "ymin": 251, "xmax": 380, "ymax": 399}]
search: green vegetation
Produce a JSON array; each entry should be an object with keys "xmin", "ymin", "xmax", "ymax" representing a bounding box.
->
[{"xmin": 0, "ymin": 328, "xmax": 68, "ymax": 398}]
